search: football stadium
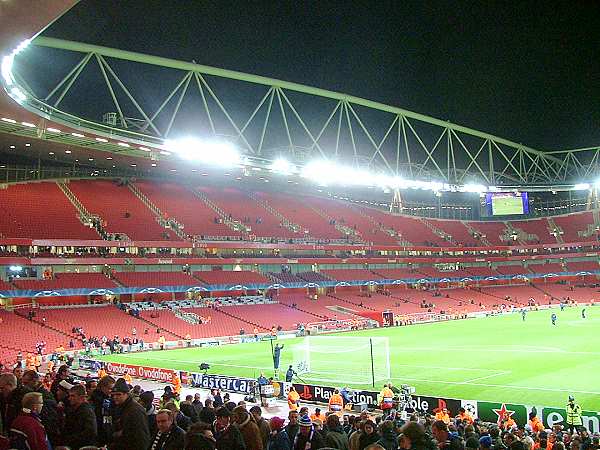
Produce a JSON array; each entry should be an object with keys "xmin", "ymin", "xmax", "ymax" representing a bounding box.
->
[{"xmin": 1, "ymin": 2, "xmax": 600, "ymax": 449}]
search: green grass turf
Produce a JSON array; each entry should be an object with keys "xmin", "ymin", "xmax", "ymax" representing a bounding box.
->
[{"xmin": 97, "ymin": 306, "xmax": 600, "ymax": 410}]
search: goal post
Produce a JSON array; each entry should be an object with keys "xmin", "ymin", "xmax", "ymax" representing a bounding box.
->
[{"xmin": 291, "ymin": 335, "xmax": 391, "ymax": 386}]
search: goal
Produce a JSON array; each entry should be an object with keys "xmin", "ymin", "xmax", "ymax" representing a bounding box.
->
[{"xmin": 292, "ymin": 335, "xmax": 391, "ymax": 386}]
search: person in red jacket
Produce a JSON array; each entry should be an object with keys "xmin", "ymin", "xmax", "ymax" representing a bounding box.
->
[{"xmin": 10, "ymin": 392, "xmax": 49, "ymax": 450}]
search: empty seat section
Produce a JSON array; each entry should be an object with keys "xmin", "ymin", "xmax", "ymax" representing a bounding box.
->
[
  {"xmin": 135, "ymin": 181, "xmax": 236, "ymax": 237},
  {"xmin": 225, "ymin": 304, "xmax": 318, "ymax": 330},
  {"xmin": 511, "ymin": 218, "xmax": 556, "ymax": 244},
  {"xmin": 553, "ymin": 212, "xmax": 596, "ymax": 243},
  {"xmin": 308, "ymin": 197, "xmax": 398, "ymax": 245},
  {"xmin": 253, "ymin": 192, "xmax": 342, "ymax": 240},
  {"xmin": 0, "ymin": 280, "xmax": 14, "ymax": 290},
  {"xmin": 0, "ymin": 182, "xmax": 98, "ymax": 239},
  {"xmin": 193, "ymin": 271, "xmax": 270, "ymax": 285},
  {"xmin": 494, "ymin": 265, "xmax": 527, "ymax": 276},
  {"xmin": 566, "ymin": 261, "xmax": 600, "ymax": 273},
  {"xmin": 361, "ymin": 208, "xmax": 446, "ymax": 246},
  {"xmin": 68, "ymin": 180, "xmax": 175, "ymax": 241},
  {"xmin": 372, "ymin": 268, "xmax": 421, "ymax": 280},
  {"xmin": 297, "ymin": 272, "xmax": 332, "ymax": 283},
  {"xmin": 427, "ymin": 219, "xmax": 479, "ymax": 246},
  {"xmin": 13, "ymin": 273, "xmax": 118, "ymax": 290},
  {"xmin": 466, "ymin": 221, "xmax": 507, "ymax": 246},
  {"xmin": 527, "ymin": 263, "xmax": 564, "ymax": 274},
  {"xmin": 268, "ymin": 272, "xmax": 305, "ymax": 283},
  {"xmin": 464, "ymin": 266, "xmax": 498, "ymax": 277},
  {"xmin": 114, "ymin": 272, "xmax": 198, "ymax": 287},
  {"xmin": 200, "ymin": 187, "xmax": 297, "ymax": 238},
  {"xmin": 322, "ymin": 269, "xmax": 382, "ymax": 282}
]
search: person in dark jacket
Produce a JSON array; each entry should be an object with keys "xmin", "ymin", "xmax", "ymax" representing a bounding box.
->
[
  {"xmin": 359, "ymin": 419, "xmax": 380, "ymax": 450},
  {"xmin": 150, "ymin": 408, "xmax": 186, "ymax": 450},
  {"xmin": 181, "ymin": 395, "xmax": 199, "ymax": 423},
  {"xmin": 90, "ymin": 375, "xmax": 115, "ymax": 446},
  {"xmin": 293, "ymin": 415, "xmax": 325, "ymax": 450},
  {"xmin": 199, "ymin": 399, "xmax": 216, "ymax": 424},
  {"xmin": 0, "ymin": 373, "xmax": 30, "ymax": 433},
  {"xmin": 376, "ymin": 420, "xmax": 398, "ymax": 450},
  {"xmin": 251, "ymin": 405, "xmax": 271, "ymax": 449},
  {"xmin": 108, "ymin": 377, "xmax": 150, "ymax": 450},
  {"xmin": 432, "ymin": 420, "xmax": 465, "ymax": 450},
  {"xmin": 140, "ymin": 390, "xmax": 158, "ymax": 437},
  {"xmin": 285, "ymin": 410, "xmax": 300, "ymax": 443},
  {"xmin": 268, "ymin": 416, "xmax": 291, "ymax": 450},
  {"xmin": 213, "ymin": 406, "xmax": 246, "ymax": 450},
  {"xmin": 64, "ymin": 384, "xmax": 98, "ymax": 449},
  {"xmin": 186, "ymin": 422, "xmax": 217, "ymax": 450},
  {"xmin": 325, "ymin": 414, "xmax": 350, "ymax": 450},
  {"xmin": 401, "ymin": 421, "xmax": 439, "ymax": 450}
]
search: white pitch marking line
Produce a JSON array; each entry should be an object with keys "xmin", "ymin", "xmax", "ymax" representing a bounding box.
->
[{"xmin": 459, "ymin": 370, "xmax": 511, "ymax": 384}]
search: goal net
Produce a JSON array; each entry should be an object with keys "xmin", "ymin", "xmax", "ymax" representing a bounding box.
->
[{"xmin": 291, "ymin": 335, "xmax": 391, "ymax": 385}]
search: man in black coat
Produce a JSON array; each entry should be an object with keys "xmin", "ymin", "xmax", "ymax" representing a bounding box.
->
[
  {"xmin": 149, "ymin": 409, "xmax": 186, "ymax": 450},
  {"xmin": 90, "ymin": 375, "xmax": 116, "ymax": 446},
  {"xmin": 108, "ymin": 377, "xmax": 150, "ymax": 450},
  {"xmin": 64, "ymin": 384, "xmax": 98, "ymax": 449},
  {"xmin": 0, "ymin": 373, "xmax": 30, "ymax": 432},
  {"xmin": 213, "ymin": 406, "xmax": 246, "ymax": 450}
]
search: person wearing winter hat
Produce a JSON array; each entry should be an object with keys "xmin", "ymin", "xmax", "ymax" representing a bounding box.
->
[
  {"xmin": 268, "ymin": 416, "xmax": 291, "ymax": 450},
  {"xmin": 293, "ymin": 415, "xmax": 325, "ymax": 450},
  {"xmin": 212, "ymin": 406, "xmax": 245, "ymax": 450},
  {"xmin": 479, "ymin": 435, "xmax": 493, "ymax": 449},
  {"xmin": 108, "ymin": 377, "xmax": 150, "ymax": 450}
]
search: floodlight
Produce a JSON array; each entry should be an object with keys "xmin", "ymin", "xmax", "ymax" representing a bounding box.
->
[
  {"xmin": 9, "ymin": 265, "xmax": 22, "ymax": 272},
  {"xmin": 461, "ymin": 183, "xmax": 487, "ymax": 193},
  {"xmin": 270, "ymin": 158, "xmax": 295, "ymax": 175},
  {"xmin": 164, "ymin": 138, "xmax": 240, "ymax": 167},
  {"xmin": 574, "ymin": 183, "xmax": 591, "ymax": 190}
]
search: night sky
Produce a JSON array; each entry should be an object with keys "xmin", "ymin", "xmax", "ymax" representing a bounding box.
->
[{"xmin": 43, "ymin": 0, "xmax": 600, "ymax": 151}]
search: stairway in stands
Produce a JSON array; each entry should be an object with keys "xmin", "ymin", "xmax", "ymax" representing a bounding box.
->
[
  {"xmin": 215, "ymin": 307, "xmax": 270, "ymax": 332},
  {"xmin": 57, "ymin": 181, "xmax": 103, "ymax": 238},
  {"xmin": 464, "ymin": 222, "xmax": 491, "ymax": 246},
  {"xmin": 352, "ymin": 206, "xmax": 404, "ymax": 244},
  {"xmin": 421, "ymin": 218, "xmax": 456, "ymax": 245},
  {"xmin": 305, "ymin": 203, "xmax": 363, "ymax": 241},
  {"xmin": 247, "ymin": 192, "xmax": 303, "ymax": 234},
  {"xmin": 14, "ymin": 309, "xmax": 82, "ymax": 344},
  {"xmin": 128, "ymin": 183, "xmax": 187, "ymax": 240},
  {"xmin": 546, "ymin": 217, "xmax": 564, "ymax": 244},
  {"xmin": 326, "ymin": 293, "xmax": 377, "ymax": 311},
  {"xmin": 189, "ymin": 188, "xmax": 248, "ymax": 236}
]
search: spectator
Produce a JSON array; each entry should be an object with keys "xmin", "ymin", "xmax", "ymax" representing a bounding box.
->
[
  {"xmin": 164, "ymin": 400, "xmax": 192, "ymax": 431},
  {"xmin": 0, "ymin": 373, "xmax": 29, "ymax": 433},
  {"xmin": 285, "ymin": 410, "xmax": 300, "ymax": 443},
  {"xmin": 400, "ymin": 421, "xmax": 437, "ymax": 450},
  {"xmin": 199, "ymin": 398, "xmax": 216, "ymax": 424},
  {"xmin": 192, "ymin": 393, "xmax": 204, "ymax": 416},
  {"xmin": 109, "ymin": 377, "xmax": 150, "ymax": 450},
  {"xmin": 432, "ymin": 420, "xmax": 465, "ymax": 450},
  {"xmin": 90, "ymin": 375, "xmax": 115, "ymax": 446},
  {"xmin": 293, "ymin": 415, "xmax": 325, "ymax": 450},
  {"xmin": 233, "ymin": 405, "xmax": 263, "ymax": 450},
  {"xmin": 10, "ymin": 391, "xmax": 48, "ymax": 450},
  {"xmin": 250, "ymin": 405, "xmax": 271, "ymax": 448},
  {"xmin": 140, "ymin": 390, "xmax": 158, "ymax": 437},
  {"xmin": 268, "ymin": 416, "xmax": 291, "ymax": 450},
  {"xmin": 64, "ymin": 383, "xmax": 98, "ymax": 449},
  {"xmin": 20, "ymin": 370, "xmax": 60, "ymax": 446},
  {"xmin": 325, "ymin": 413, "xmax": 350, "ymax": 450},
  {"xmin": 212, "ymin": 406, "xmax": 245, "ymax": 450},
  {"xmin": 185, "ymin": 422, "xmax": 217, "ymax": 450},
  {"xmin": 180, "ymin": 394, "xmax": 199, "ymax": 423},
  {"xmin": 377, "ymin": 420, "xmax": 398, "ymax": 450},
  {"xmin": 359, "ymin": 419, "xmax": 380, "ymax": 450},
  {"xmin": 150, "ymin": 408, "xmax": 186, "ymax": 450}
]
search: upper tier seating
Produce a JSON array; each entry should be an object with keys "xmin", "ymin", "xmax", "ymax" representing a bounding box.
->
[
  {"xmin": 427, "ymin": 219, "xmax": 479, "ymax": 246},
  {"xmin": 200, "ymin": 187, "xmax": 298, "ymax": 238},
  {"xmin": 0, "ymin": 182, "xmax": 98, "ymax": 239},
  {"xmin": 193, "ymin": 270, "xmax": 270, "ymax": 285},
  {"xmin": 135, "ymin": 181, "xmax": 236, "ymax": 237},
  {"xmin": 12, "ymin": 273, "xmax": 118, "ymax": 290},
  {"xmin": 360, "ymin": 208, "xmax": 447, "ymax": 246},
  {"xmin": 527, "ymin": 263, "xmax": 564, "ymax": 274},
  {"xmin": 268, "ymin": 272, "xmax": 306, "ymax": 283},
  {"xmin": 68, "ymin": 180, "xmax": 176, "ymax": 241},
  {"xmin": 307, "ymin": 197, "xmax": 399, "ymax": 245},
  {"xmin": 511, "ymin": 218, "xmax": 556, "ymax": 244},
  {"xmin": 371, "ymin": 268, "xmax": 421, "ymax": 280},
  {"xmin": 0, "ymin": 279, "xmax": 14, "ymax": 290},
  {"xmin": 466, "ymin": 221, "xmax": 507, "ymax": 246},
  {"xmin": 494, "ymin": 265, "xmax": 528, "ymax": 276},
  {"xmin": 113, "ymin": 272, "xmax": 199, "ymax": 287},
  {"xmin": 253, "ymin": 192, "xmax": 342, "ymax": 239},
  {"xmin": 553, "ymin": 211, "xmax": 597, "ymax": 243},
  {"xmin": 464, "ymin": 266, "xmax": 498, "ymax": 277}
]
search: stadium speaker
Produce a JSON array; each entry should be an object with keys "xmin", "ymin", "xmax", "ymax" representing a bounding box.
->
[{"xmin": 199, "ymin": 363, "xmax": 210, "ymax": 371}]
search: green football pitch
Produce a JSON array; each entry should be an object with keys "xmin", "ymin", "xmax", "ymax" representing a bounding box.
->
[{"xmin": 97, "ymin": 306, "xmax": 600, "ymax": 410}]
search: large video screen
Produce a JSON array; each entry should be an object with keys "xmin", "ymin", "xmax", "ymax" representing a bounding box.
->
[{"xmin": 485, "ymin": 192, "xmax": 529, "ymax": 216}]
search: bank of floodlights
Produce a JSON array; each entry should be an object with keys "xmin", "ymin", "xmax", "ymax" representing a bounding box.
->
[{"xmin": 163, "ymin": 137, "xmax": 241, "ymax": 167}]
